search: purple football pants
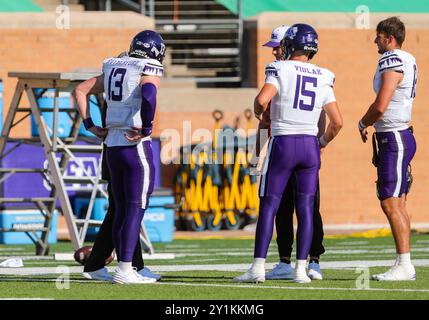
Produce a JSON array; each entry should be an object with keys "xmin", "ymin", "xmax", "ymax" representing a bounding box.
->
[
  {"xmin": 256, "ymin": 135, "xmax": 320, "ymax": 260},
  {"xmin": 376, "ymin": 128, "xmax": 416, "ymax": 200},
  {"xmin": 106, "ymin": 140, "xmax": 154, "ymax": 262}
]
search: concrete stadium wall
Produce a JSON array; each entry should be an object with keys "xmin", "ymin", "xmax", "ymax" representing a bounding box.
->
[{"xmin": 250, "ymin": 12, "xmax": 429, "ymax": 225}]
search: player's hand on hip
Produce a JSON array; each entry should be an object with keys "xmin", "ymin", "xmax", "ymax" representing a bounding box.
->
[
  {"xmin": 89, "ymin": 126, "xmax": 108, "ymax": 139},
  {"xmin": 124, "ymin": 127, "xmax": 145, "ymax": 142}
]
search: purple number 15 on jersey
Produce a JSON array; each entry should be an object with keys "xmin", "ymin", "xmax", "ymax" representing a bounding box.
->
[{"xmin": 293, "ymin": 75, "xmax": 318, "ymax": 111}]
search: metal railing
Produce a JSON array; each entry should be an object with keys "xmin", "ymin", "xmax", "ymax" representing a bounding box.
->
[{"xmin": 82, "ymin": 0, "xmax": 243, "ymax": 85}]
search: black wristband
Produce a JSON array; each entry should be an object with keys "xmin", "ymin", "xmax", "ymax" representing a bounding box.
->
[
  {"xmin": 83, "ymin": 117, "xmax": 95, "ymax": 130},
  {"xmin": 141, "ymin": 127, "xmax": 152, "ymax": 136}
]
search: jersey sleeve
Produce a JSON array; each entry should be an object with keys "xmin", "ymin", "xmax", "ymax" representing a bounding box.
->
[
  {"xmin": 141, "ymin": 59, "xmax": 164, "ymax": 77},
  {"xmin": 325, "ymin": 68, "xmax": 335, "ymax": 87},
  {"xmin": 321, "ymin": 69, "xmax": 336, "ymax": 106},
  {"xmin": 102, "ymin": 58, "xmax": 112, "ymax": 74},
  {"xmin": 378, "ymin": 51, "xmax": 404, "ymax": 74},
  {"xmin": 264, "ymin": 62, "xmax": 280, "ymax": 91},
  {"xmin": 322, "ymin": 86, "xmax": 336, "ymax": 106}
]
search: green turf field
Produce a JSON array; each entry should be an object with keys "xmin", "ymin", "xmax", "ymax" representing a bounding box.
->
[{"xmin": 1, "ymin": 233, "xmax": 429, "ymax": 300}]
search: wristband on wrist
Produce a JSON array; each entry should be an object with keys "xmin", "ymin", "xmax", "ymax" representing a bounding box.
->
[
  {"xmin": 141, "ymin": 127, "xmax": 152, "ymax": 136},
  {"xmin": 254, "ymin": 111, "xmax": 262, "ymax": 120},
  {"xmin": 319, "ymin": 135, "xmax": 329, "ymax": 147},
  {"xmin": 83, "ymin": 117, "xmax": 95, "ymax": 130},
  {"xmin": 358, "ymin": 120, "xmax": 367, "ymax": 131}
]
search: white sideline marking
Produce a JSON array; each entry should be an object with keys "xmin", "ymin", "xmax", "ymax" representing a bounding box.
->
[
  {"xmin": 2, "ymin": 259, "xmax": 429, "ymax": 275},
  {"xmin": 165, "ymin": 244, "xmax": 201, "ymax": 249},
  {"xmin": 0, "ymin": 298, "xmax": 53, "ymax": 300},
  {"xmin": 1, "ymin": 279, "xmax": 428, "ymax": 294},
  {"xmin": 148, "ymin": 260, "xmax": 429, "ymax": 272},
  {"xmin": 323, "ymin": 222, "xmax": 429, "ymax": 230},
  {"xmin": 0, "ymin": 266, "xmax": 85, "ymax": 275},
  {"xmin": 53, "ymin": 253, "xmax": 175, "ymax": 261},
  {"xmin": 155, "ymin": 243, "xmax": 429, "ymax": 253},
  {"xmin": 0, "ymin": 256, "xmax": 53, "ymax": 261},
  {"xmin": 157, "ymin": 282, "xmax": 429, "ymax": 293},
  {"xmin": 335, "ymin": 241, "xmax": 369, "ymax": 246}
]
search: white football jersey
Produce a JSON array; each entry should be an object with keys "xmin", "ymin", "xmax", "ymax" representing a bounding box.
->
[
  {"xmin": 102, "ymin": 56, "xmax": 163, "ymax": 146},
  {"xmin": 265, "ymin": 60, "xmax": 336, "ymax": 136},
  {"xmin": 373, "ymin": 49, "xmax": 417, "ymax": 132}
]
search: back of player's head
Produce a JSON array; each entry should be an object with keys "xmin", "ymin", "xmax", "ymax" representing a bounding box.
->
[
  {"xmin": 281, "ymin": 23, "xmax": 318, "ymax": 60},
  {"xmin": 376, "ymin": 17, "xmax": 405, "ymax": 47},
  {"xmin": 129, "ymin": 30, "xmax": 166, "ymax": 63}
]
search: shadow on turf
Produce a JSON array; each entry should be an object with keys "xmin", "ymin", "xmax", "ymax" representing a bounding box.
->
[
  {"xmin": 160, "ymin": 275, "xmax": 357, "ymax": 283},
  {"xmin": 0, "ymin": 275, "xmax": 233, "ymax": 284}
]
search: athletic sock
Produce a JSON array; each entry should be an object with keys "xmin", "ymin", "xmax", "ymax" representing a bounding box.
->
[
  {"xmin": 295, "ymin": 259, "xmax": 307, "ymax": 271},
  {"xmin": 309, "ymin": 257, "xmax": 319, "ymax": 264},
  {"xmin": 252, "ymin": 258, "xmax": 265, "ymax": 271},
  {"xmin": 118, "ymin": 261, "xmax": 132, "ymax": 273},
  {"xmin": 397, "ymin": 253, "xmax": 411, "ymax": 266},
  {"xmin": 280, "ymin": 258, "xmax": 291, "ymax": 264}
]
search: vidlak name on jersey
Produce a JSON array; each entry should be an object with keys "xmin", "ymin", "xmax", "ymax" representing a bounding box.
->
[{"xmin": 294, "ymin": 64, "xmax": 322, "ymax": 75}]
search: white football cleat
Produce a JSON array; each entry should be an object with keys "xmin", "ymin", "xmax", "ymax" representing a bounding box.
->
[
  {"xmin": 82, "ymin": 267, "xmax": 113, "ymax": 282},
  {"xmin": 113, "ymin": 268, "xmax": 157, "ymax": 284},
  {"xmin": 138, "ymin": 267, "xmax": 162, "ymax": 281},
  {"xmin": 233, "ymin": 268, "xmax": 265, "ymax": 283},
  {"xmin": 372, "ymin": 264, "xmax": 416, "ymax": 281},
  {"xmin": 266, "ymin": 262, "xmax": 294, "ymax": 280},
  {"xmin": 294, "ymin": 268, "xmax": 311, "ymax": 284},
  {"xmin": 307, "ymin": 262, "xmax": 323, "ymax": 280}
]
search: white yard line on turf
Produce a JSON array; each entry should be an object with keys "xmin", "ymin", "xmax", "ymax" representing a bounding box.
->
[
  {"xmin": 148, "ymin": 260, "xmax": 429, "ymax": 272},
  {"xmin": 334, "ymin": 241, "xmax": 369, "ymax": 245},
  {"xmin": 0, "ymin": 298, "xmax": 53, "ymax": 300},
  {"xmin": 156, "ymin": 282, "xmax": 429, "ymax": 293},
  {"xmin": 155, "ymin": 244, "xmax": 429, "ymax": 253},
  {"xmin": 2, "ymin": 279, "xmax": 429, "ymax": 294},
  {"xmin": 0, "ymin": 256, "xmax": 53, "ymax": 260},
  {"xmin": 3, "ymin": 279, "xmax": 429, "ymax": 294},
  {"xmin": 2, "ymin": 259, "xmax": 429, "ymax": 275}
]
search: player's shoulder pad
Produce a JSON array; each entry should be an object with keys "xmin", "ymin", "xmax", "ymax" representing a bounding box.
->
[
  {"xmin": 141, "ymin": 58, "xmax": 164, "ymax": 77},
  {"xmin": 321, "ymin": 67, "xmax": 335, "ymax": 87},
  {"xmin": 265, "ymin": 61, "xmax": 280, "ymax": 77},
  {"xmin": 102, "ymin": 57, "xmax": 115, "ymax": 73},
  {"xmin": 378, "ymin": 50, "xmax": 403, "ymax": 71}
]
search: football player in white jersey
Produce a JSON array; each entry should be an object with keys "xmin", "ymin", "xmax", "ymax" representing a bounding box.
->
[
  {"xmin": 235, "ymin": 24, "xmax": 343, "ymax": 283},
  {"xmin": 74, "ymin": 30, "xmax": 165, "ymax": 284},
  {"xmin": 358, "ymin": 17, "xmax": 418, "ymax": 281},
  {"xmin": 258, "ymin": 25, "xmax": 326, "ymax": 281}
]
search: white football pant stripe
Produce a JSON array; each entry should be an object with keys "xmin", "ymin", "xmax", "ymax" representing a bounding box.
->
[
  {"xmin": 259, "ymin": 137, "xmax": 274, "ymax": 197},
  {"xmin": 137, "ymin": 141, "xmax": 151, "ymax": 209},
  {"xmin": 393, "ymin": 132, "xmax": 404, "ymax": 197}
]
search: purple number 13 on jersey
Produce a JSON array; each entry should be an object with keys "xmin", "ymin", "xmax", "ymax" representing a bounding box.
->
[{"xmin": 293, "ymin": 75, "xmax": 318, "ymax": 111}]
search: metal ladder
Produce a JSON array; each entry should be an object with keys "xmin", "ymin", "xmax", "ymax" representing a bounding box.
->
[{"xmin": 0, "ymin": 72, "xmax": 154, "ymax": 255}]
